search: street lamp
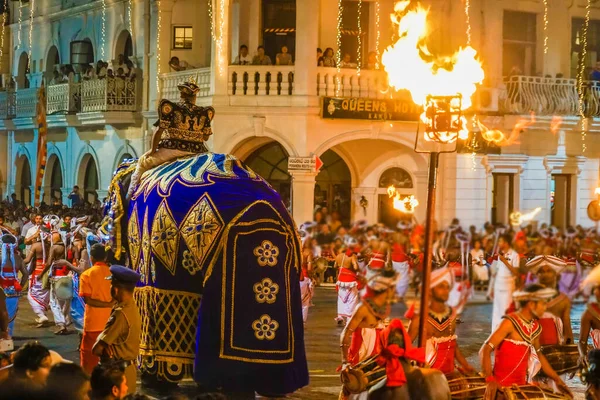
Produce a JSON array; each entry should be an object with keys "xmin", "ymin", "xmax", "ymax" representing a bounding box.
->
[{"xmin": 415, "ymin": 94, "xmax": 463, "ymax": 349}]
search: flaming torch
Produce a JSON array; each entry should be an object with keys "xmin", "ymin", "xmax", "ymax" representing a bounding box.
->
[
  {"xmin": 388, "ymin": 186, "xmax": 419, "ymax": 214},
  {"xmin": 381, "ymin": 0, "xmax": 484, "ymax": 348}
]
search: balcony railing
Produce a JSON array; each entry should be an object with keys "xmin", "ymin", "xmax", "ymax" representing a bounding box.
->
[
  {"xmin": 316, "ymin": 67, "xmax": 389, "ymax": 99},
  {"xmin": 0, "ymin": 90, "xmax": 15, "ymax": 119},
  {"xmin": 47, "ymin": 82, "xmax": 81, "ymax": 114},
  {"xmin": 81, "ymin": 77, "xmax": 138, "ymax": 113},
  {"xmin": 16, "ymin": 88, "xmax": 39, "ymax": 118},
  {"xmin": 229, "ymin": 66, "xmax": 294, "ymax": 96},
  {"xmin": 159, "ymin": 68, "xmax": 211, "ymax": 102}
]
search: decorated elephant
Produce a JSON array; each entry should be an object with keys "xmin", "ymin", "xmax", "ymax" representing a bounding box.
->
[{"xmin": 104, "ymin": 151, "xmax": 309, "ymax": 394}]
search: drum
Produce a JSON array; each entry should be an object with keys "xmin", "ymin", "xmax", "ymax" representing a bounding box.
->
[
  {"xmin": 538, "ymin": 344, "xmax": 579, "ymax": 375},
  {"xmin": 54, "ymin": 276, "xmax": 74, "ymax": 301},
  {"xmin": 447, "ymin": 375, "xmax": 486, "ymax": 399},
  {"xmin": 500, "ymin": 384, "xmax": 565, "ymax": 399},
  {"xmin": 341, "ymin": 355, "xmax": 386, "ymax": 394}
]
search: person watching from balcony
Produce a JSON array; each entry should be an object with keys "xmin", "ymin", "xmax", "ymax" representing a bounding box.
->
[
  {"xmin": 317, "ymin": 48, "xmax": 323, "ymax": 64},
  {"xmin": 318, "ymin": 48, "xmax": 336, "ymax": 67},
  {"xmin": 96, "ymin": 61, "xmax": 107, "ymax": 79},
  {"xmin": 340, "ymin": 53, "xmax": 356, "ymax": 68},
  {"xmin": 366, "ymin": 51, "xmax": 378, "ymax": 70},
  {"xmin": 116, "ymin": 68, "xmax": 125, "ymax": 78},
  {"xmin": 252, "ymin": 46, "xmax": 272, "ymax": 65},
  {"xmin": 591, "ymin": 62, "xmax": 600, "ymax": 81},
  {"xmin": 82, "ymin": 65, "xmax": 95, "ymax": 81},
  {"xmin": 113, "ymin": 54, "xmax": 130, "ymax": 76},
  {"xmin": 169, "ymin": 56, "xmax": 192, "ymax": 72},
  {"xmin": 276, "ymin": 45, "xmax": 293, "ymax": 66},
  {"xmin": 49, "ymin": 70, "xmax": 64, "ymax": 85},
  {"xmin": 107, "ymin": 69, "xmax": 115, "ymax": 79},
  {"xmin": 233, "ymin": 45, "xmax": 251, "ymax": 65}
]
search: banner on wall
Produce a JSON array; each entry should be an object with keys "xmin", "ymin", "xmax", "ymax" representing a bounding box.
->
[{"xmin": 321, "ymin": 96, "xmax": 422, "ymax": 122}]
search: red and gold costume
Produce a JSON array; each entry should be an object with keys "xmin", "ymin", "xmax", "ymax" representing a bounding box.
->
[
  {"xmin": 538, "ymin": 293, "xmax": 567, "ymax": 346},
  {"xmin": 425, "ymin": 307, "xmax": 458, "ymax": 375}
]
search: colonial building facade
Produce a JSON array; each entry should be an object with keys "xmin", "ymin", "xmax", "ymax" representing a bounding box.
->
[{"xmin": 1, "ymin": 0, "xmax": 599, "ymax": 230}]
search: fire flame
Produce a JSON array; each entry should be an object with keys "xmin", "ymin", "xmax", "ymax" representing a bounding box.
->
[
  {"xmin": 478, "ymin": 112, "xmax": 536, "ymax": 147},
  {"xmin": 381, "ymin": 1, "xmax": 484, "ymax": 115},
  {"xmin": 510, "ymin": 207, "xmax": 542, "ymax": 227},
  {"xmin": 388, "ymin": 186, "xmax": 419, "ymax": 214},
  {"xmin": 550, "ymin": 116, "xmax": 562, "ymax": 135}
]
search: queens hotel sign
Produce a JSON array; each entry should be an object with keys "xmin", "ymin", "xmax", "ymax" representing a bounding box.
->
[{"xmin": 321, "ymin": 97, "xmax": 422, "ymax": 122}]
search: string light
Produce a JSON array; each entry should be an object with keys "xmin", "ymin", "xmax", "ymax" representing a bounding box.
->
[
  {"xmin": 577, "ymin": 0, "xmax": 591, "ymax": 153},
  {"xmin": 207, "ymin": 0, "xmax": 225, "ymax": 77},
  {"xmin": 375, "ymin": 0, "xmax": 380, "ymax": 70},
  {"xmin": 27, "ymin": 0, "xmax": 34, "ymax": 72},
  {"xmin": 335, "ymin": 0, "xmax": 343, "ymax": 96},
  {"xmin": 356, "ymin": 0, "xmax": 362, "ymax": 76},
  {"xmin": 471, "ymin": 152, "xmax": 476, "ymax": 171},
  {"xmin": 542, "ymin": 0, "xmax": 548, "ymax": 56},
  {"xmin": 156, "ymin": 0, "xmax": 162, "ymax": 91},
  {"xmin": 127, "ymin": 0, "xmax": 133, "ymax": 38},
  {"xmin": 208, "ymin": 0, "xmax": 215, "ymax": 41},
  {"xmin": 17, "ymin": 0, "xmax": 22, "ymax": 51},
  {"xmin": 101, "ymin": 0, "xmax": 106, "ymax": 60},
  {"xmin": 463, "ymin": 0, "xmax": 471, "ymax": 45},
  {"xmin": 0, "ymin": 0, "xmax": 8, "ymax": 62}
]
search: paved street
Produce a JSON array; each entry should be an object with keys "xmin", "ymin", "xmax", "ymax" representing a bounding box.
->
[{"xmin": 9, "ymin": 288, "xmax": 587, "ymax": 399}]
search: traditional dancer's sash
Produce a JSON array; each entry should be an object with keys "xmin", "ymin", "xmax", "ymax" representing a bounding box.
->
[{"xmin": 426, "ymin": 307, "xmax": 458, "ymax": 375}]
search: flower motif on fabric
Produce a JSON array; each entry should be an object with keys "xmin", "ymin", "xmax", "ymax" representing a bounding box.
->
[
  {"xmin": 182, "ymin": 250, "xmax": 202, "ymax": 275},
  {"xmin": 252, "ymin": 314, "xmax": 279, "ymax": 341},
  {"xmin": 253, "ymin": 241, "xmax": 280, "ymax": 267},
  {"xmin": 253, "ymin": 278, "xmax": 279, "ymax": 304}
]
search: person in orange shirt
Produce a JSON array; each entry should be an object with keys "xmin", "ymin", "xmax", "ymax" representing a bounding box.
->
[{"xmin": 79, "ymin": 243, "xmax": 114, "ymax": 374}]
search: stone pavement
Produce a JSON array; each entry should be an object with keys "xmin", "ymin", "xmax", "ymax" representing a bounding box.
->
[{"xmin": 8, "ymin": 287, "xmax": 586, "ymax": 399}]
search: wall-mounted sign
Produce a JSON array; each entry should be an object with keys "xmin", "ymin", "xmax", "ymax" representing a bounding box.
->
[
  {"xmin": 321, "ymin": 97, "xmax": 422, "ymax": 122},
  {"xmin": 288, "ymin": 156, "xmax": 323, "ymax": 172}
]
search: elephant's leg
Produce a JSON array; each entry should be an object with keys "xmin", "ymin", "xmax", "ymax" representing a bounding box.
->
[{"xmin": 370, "ymin": 385, "xmax": 411, "ymax": 400}]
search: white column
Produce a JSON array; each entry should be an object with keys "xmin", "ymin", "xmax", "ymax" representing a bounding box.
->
[
  {"xmin": 248, "ymin": 0, "xmax": 261, "ymax": 55},
  {"xmin": 61, "ymin": 186, "xmax": 70, "ymax": 206},
  {"xmin": 352, "ymin": 187, "xmax": 377, "ymax": 225},
  {"xmin": 295, "ymin": 0, "xmax": 319, "ymax": 97},
  {"xmin": 290, "ymin": 170, "xmax": 317, "ymax": 225},
  {"xmin": 156, "ymin": 0, "xmax": 175, "ymax": 76},
  {"xmin": 210, "ymin": 0, "xmax": 231, "ymax": 101},
  {"xmin": 319, "ymin": 0, "xmax": 338, "ymax": 50}
]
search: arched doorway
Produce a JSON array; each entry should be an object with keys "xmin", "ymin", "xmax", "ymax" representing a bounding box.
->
[
  {"xmin": 244, "ymin": 141, "xmax": 291, "ymax": 208},
  {"xmin": 44, "ymin": 154, "xmax": 63, "ymax": 205},
  {"xmin": 45, "ymin": 46, "xmax": 60, "ymax": 83},
  {"xmin": 114, "ymin": 30, "xmax": 133, "ymax": 60},
  {"xmin": 78, "ymin": 154, "xmax": 99, "ymax": 204},
  {"xmin": 17, "ymin": 52, "xmax": 30, "ymax": 89},
  {"xmin": 378, "ymin": 167, "xmax": 414, "ymax": 228},
  {"xmin": 15, "ymin": 155, "xmax": 32, "ymax": 206},
  {"xmin": 315, "ymin": 150, "xmax": 351, "ymax": 225}
]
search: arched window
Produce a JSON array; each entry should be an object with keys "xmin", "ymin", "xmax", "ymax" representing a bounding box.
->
[
  {"xmin": 379, "ymin": 167, "xmax": 413, "ymax": 189},
  {"xmin": 244, "ymin": 141, "xmax": 291, "ymax": 207},
  {"xmin": 17, "ymin": 52, "xmax": 30, "ymax": 89},
  {"xmin": 315, "ymin": 150, "xmax": 352, "ymax": 225},
  {"xmin": 46, "ymin": 46, "xmax": 60, "ymax": 83}
]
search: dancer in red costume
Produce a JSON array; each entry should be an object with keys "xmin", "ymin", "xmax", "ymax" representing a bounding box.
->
[
  {"xmin": 579, "ymin": 286, "xmax": 600, "ymax": 363},
  {"xmin": 335, "ymin": 247, "xmax": 361, "ymax": 325},
  {"xmin": 407, "ymin": 267, "xmax": 474, "ymax": 376},
  {"xmin": 480, "ymin": 284, "xmax": 571, "ymax": 399}
]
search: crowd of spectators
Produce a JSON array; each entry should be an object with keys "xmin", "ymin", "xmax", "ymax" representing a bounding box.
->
[{"xmin": 47, "ymin": 54, "xmax": 137, "ymax": 87}]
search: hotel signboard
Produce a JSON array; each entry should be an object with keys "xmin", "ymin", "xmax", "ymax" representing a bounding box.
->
[{"xmin": 321, "ymin": 96, "xmax": 422, "ymax": 122}]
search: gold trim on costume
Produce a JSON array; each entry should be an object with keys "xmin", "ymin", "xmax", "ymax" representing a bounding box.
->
[
  {"xmin": 252, "ymin": 314, "xmax": 279, "ymax": 340},
  {"xmin": 253, "ymin": 278, "xmax": 279, "ymax": 304},
  {"xmin": 150, "ymin": 200, "xmax": 180, "ymax": 276},
  {"xmin": 127, "ymin": 203, "xmax": 141, "ymax": 269},
  {"xmin": 141, "ymin": 208, "xmax": 151, "ymax": 284},
  {"xmin": 253, "ymin": 240, "xmax": 280, "ymax": 267}
]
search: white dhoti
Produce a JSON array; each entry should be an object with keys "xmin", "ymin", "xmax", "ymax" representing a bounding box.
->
[
  {"xmin": 50, "ymin": 277, "xmax": 73, "ymax": 328},
  {"xmin": 300, "ymin": 278, "xmax": 314, "ymax": 324},
  {"xmin": 27, "ymin": 275, "xmax": 50, "ymax": 322},
  {"xmin": 392, "ymin": 260, "xmax": 410, "ymax": 298},
  {"xmin": 337, "ymin": 281, "xmax": 359, "ymax": 320},
  {"xmin": 491, "ymin": 275, "xmax": 515, "ymax": 331}
]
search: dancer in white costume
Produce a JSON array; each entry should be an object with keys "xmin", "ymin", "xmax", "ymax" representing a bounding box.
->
[
  {"xmin": 335, "ymin": 249, "xmax": 361, "ymax": 325},
  {"xmin": 491, "ymin": 233, "xmax": 520, "ymax": 331}
]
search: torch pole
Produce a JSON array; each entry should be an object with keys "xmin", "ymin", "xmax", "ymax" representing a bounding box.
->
[{"xmin": 418, "ymin": 151, "xmax": 440, "ymax": 349}]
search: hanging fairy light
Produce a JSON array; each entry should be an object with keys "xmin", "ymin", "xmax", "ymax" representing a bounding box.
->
[
  {"xmin": 375, "ymin": 0, "xmax": 380, "ymax": 69},
  {"xmin": 471, "ymin": 152, "xmax": 477, "ymax": 171},
  {"xmin": 207, "ymin": 0, "xmax": 225, "ymax": 77},
  {"xmin": 356, "ymin": 0, "xmax": 362, "ymax": 76},
  {"xmin": 27, "ymin": 0, "xmax": 35, "ymax": 72},
  {"xmin": 101, "ymin": 0, "xmax": 106, "ymax": 60},
  {"xmin": 127, "ymin": 0, "xmax": 133, "ymax": 37},
  {"xmin": 463, "ymin": 0, "xmax": 471, "ymax": 45},
  {"xmin": 0, "ymin": 0, "xmax": 9, "ymax": 61},
  {"xmin": 577, "ymin": 0, "xmax": 591, "ymax": 154},
  {"xmin": 156, "ymin": 0, "xmax": 162, "ymax": 91},
  {"xmin": 542, "ymin": 0, "xmax": 548, "ymax": 56},
  {"xmin": 335, "ymin": 0, "xmax": 343, "ymax": 96},
  {"xmin": 17, "ymin": 0, "xmax": 22, "ymax": 50}
]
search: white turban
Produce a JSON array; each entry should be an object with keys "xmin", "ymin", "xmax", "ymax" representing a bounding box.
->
[
  {"xmin": 512, "ymin": 287, "xmax": 556, "ymax": 302},
  {"xmin": 525, "ymin": 255, "xmax": 567, "ymax": 275},
  {"xmin": 430, "ymin": 266, "xmax": 453, "ymax": 289}
]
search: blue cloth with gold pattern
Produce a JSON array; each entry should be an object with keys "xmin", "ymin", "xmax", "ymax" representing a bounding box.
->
[{"xmin": 120, "ymin": 152, "xmax": 307, "ymax": 393}]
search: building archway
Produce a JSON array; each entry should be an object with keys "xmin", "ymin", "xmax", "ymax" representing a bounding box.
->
[
  {"xmin": 44, "ymin": 154, "xmax": 63, "ymax": 204},
  {"xmin": 77, "ymin": 154, "xmax": 99, "ymax": 204},
  {"xmin": 15, "ymin": 155, "xmax": 32, "ymax": 206},
  {"xmin": 17, "ymin": 52, "xmax": 30, "ymax": 89},
  {"xmin": 45, "ymin": 45, "xmax": 60, "ymax": 83},
  {"xmin": 244, "ymin": 141, "xmax": 292, "ymax": 208},
  {"xmin": 378, "ymin": 167, "xmax": 414, "ymax": 228},
  {"xmin": 114, "ymin": 30, "xmax": 133, "ymax": 61},
  {"xmin": 315, "ymin": 149, "xmax": 352, "ymax": 225}
]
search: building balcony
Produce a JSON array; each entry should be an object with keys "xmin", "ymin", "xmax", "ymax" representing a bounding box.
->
[
  {"xmin": 47, "ymin": 82, "xmax": 81, "ymax": 115},
  {"xmin": 159, "ymin": 68, "xmax": 211, "ymax": 103}
]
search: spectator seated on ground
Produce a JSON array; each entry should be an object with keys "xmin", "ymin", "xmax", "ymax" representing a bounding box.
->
[
  {"xmin": 45, "ymin": 362, "xmax": 91, "ymax": 400},
  {"xmin": 91, "ymin": 363, "xmax": 128, "ymax": 400}
]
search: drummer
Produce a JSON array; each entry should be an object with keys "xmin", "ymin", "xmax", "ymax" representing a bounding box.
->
[
  {"xmin": 41, "ymin": 225, "xmax": 71, "ymax": 335},
  {"xmin": 526, "ymin": 255, "xmax": 573, "ymax": 345},
  {"xmin": 480, "ymin": 284, "xmax": 572, "ymax": 397},
  {"xmin": 407, "ymin": 266, "xmax": 474, "ymax": 376}
]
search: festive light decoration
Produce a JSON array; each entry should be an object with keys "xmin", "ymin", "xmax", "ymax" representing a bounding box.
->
[
  {"xmin": 356, "ymin": 0, "xmax": 362, "ymax": 76},
  {"xmin": 510, "ymin": 207, "xmax": 542, "ymax": 227},
  {"xmin": 101, "ymin": 0, "xmax": 106, "ymax": 60},
  {"xmin": 17, "ymin": 0, "xmax": 22, "ymax": 50},
  {"xmin": 207, "ymin": 0, "xmax": 225, "ymax": 77},
  {"xmin": 127, "ymin": 0, "xmax": 133, "ymax": 37},
  {"xmin": 578, "ymin": 0, "xmax": 591, "ymax": 153},
  {"xmin": 27, "ymin": 0, "xmax": 34, "ymax": 72},
  {"xmin": 471, "ymin": 152, "xmax": 477, "ymax": 171},
  {"xmin": 542, "ymin": 0, "xmax": 548, "ymax": 55},
  {"xmin": 463, "ymin": 0, "xmax": 471, "ymax": 45},
  {"xmin": 335, "ymin": 0, "xmax": 343, "ymax": 96},
  {"xmin": 375, "ymin": 0, "xmax": 380, "ymax": 69},
  {"xmin": 156, "ymin": 0, "xmax": 162, "ymax": 91},
  {"xmin": 388, "ymin": 186, "xmax": 419, "ymax": 214},
  {"xmin": 0, "ymin": 0, "xmax": 8, "ymax": 62}
]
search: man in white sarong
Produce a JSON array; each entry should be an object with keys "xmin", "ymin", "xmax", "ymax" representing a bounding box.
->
[
  {"xmin": 391, "ymin": 243, "xmax": 410, "ymax": 300},
  {"xmin": 23, "ymin": 233, "xmax": 51, "ymax": 326},
  {"xmin": 491, "ymin": 233, "xmax": 520, "ymax": 331},
  {"xmin": 335, "ymin": 249, "xmax": 361, "ymax": 325}
]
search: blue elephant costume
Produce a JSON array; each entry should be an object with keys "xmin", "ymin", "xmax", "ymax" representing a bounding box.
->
[{"xmin": 103, "ymin": 81, "xmax": 308, "ymax": 394}]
